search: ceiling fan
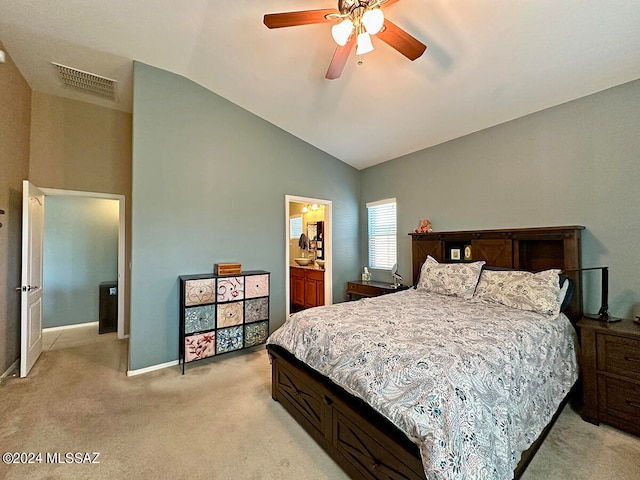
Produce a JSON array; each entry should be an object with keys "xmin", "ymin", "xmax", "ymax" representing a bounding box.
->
[{"xmin": 264, "ymin": 0, "xmax": 427, "ymax": 80}]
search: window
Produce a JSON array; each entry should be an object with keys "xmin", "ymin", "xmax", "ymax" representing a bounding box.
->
[
  {"xmin": 367, "ymin": 198, "xmax": 397, "ymax": 270},
  {"xmin": 290, "ymin": 215, "xmax": 303, "ymax": 239}
]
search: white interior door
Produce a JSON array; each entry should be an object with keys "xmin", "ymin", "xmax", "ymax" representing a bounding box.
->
[{"xmin": 20, "ymin": 180, "xmax": 45, "ymax": 377}]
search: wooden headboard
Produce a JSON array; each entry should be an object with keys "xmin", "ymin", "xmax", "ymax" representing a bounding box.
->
[{"xmin": 409, "ymin": 226, "xmax": 584, "ymax": 321}]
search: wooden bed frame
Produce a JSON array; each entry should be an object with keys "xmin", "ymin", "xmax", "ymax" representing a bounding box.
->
[{"xmin": 267, "ymin": 226, "xmax": 584, "ymax": 479}]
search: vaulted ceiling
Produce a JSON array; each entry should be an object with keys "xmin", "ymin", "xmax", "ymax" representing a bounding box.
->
[{"xmin": 1, "ymin": 1, "xmax": 639, "ymax": 169}]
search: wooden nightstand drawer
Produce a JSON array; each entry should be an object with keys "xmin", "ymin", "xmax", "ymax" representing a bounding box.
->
[
  {"xmin": 597, "ymin": 375, "xmax": 640, "ymax": 424},
  {"xmin": 346, "ymin": 280, "xmax": 409, "ymax": 300},
  {"xmin": 597, "ymin": 334, "xmax": 640, "ymax": 380},
  {"xmin": 347, "ymin": 282, "xmax": 378, "ymax": 296}
]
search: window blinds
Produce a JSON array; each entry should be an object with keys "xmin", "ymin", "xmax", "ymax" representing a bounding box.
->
[
  {"xmin": 290, "ymin": 215, "xmax": 303, "ymax": 239},
  {"xmin": 367, "ymin": 199, "xmax": 397, "ymax": 270}
]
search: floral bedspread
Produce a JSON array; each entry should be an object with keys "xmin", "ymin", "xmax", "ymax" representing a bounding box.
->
[{"xmin": 267, "ymin": 289, "xmax": 579, "ymax": 480}]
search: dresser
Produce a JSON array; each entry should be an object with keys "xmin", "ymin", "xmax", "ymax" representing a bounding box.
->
[
  {"xmin": 577, "ymin": 317, "xmax": 640, "ymax": 436},
  {"xmin": 179, "ymin": 270, "xmax": 270, "ymax": 374}
]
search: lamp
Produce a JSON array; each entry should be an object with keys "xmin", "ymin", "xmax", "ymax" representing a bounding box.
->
[
  {"xmin": 564, "ymin": 266, "xmax": 620, "ymax": 323},
  {"xmin": 356, "ymin": 28, "xmax": 374, "ymax": 55},
  {"xmin": 362, "ymin": 8, "xmax": 384, "ymax": 35},
  {"xmin": 331, "ymin": 19, "xmax": 354, "ymax": 46},
  {"xmin": 302, "ymin": 204, "xmax": 309, "ymax": 213},
  {"xmin": 327, "ymin": 2, "xmax": 385, "ymax": 56}
]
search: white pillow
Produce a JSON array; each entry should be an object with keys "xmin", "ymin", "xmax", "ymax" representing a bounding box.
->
[
  {"xmin": 474, "ymin": 269, "xmax": 562, "ymax": 316},
  {"xmin": 416, "ymin": 256, "xmax": 485, "ymax": 300}
]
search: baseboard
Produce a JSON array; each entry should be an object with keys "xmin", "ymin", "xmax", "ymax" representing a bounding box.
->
[
  {"xmin": 43, "ymin": 321, "xmax": 99, "ymax": 332},
  {"xmin": 1, "ymin": 358, "xmax": 19, "ymax": 381},
  {"xmin": 127, "ymin": 359, "xmax": 179, "ymax": 377}
]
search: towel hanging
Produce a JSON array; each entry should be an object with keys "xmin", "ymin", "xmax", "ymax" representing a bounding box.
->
[{"xmin": 298, "ymin": 233, "xmax": 308, "ymax": 250}]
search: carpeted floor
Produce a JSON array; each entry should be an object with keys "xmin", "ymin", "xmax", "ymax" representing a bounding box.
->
[{"xmin": 1, "ymin": 338, "xmax": 639, "ymax": 480}]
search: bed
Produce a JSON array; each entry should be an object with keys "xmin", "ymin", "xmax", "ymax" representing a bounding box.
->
[{"xmin": 267, "ymin": 226, "xmax": 583, "ymax": 480}]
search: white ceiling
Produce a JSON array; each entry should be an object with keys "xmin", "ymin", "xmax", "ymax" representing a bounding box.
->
[{"xmin": 1, "ymin": 1, "xmax": 639, "ymax": 170}]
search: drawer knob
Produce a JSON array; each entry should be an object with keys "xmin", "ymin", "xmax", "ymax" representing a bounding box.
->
[{"xmin": 371, "ymin": 462, "xmax": 379, "ymax": 470}]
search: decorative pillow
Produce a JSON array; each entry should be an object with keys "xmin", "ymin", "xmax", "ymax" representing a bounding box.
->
[
  {"xmin": 474, "ymin": 268, "xmax": 562, "ymax": 316},
  {"xmin": 416, "ymin": 256, "xmax": 485, "ymax": 299}
]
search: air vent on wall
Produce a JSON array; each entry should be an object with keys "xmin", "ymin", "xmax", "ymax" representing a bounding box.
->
[{"xmin": 52, "ymin": 62, "xmax": 118, "ymax": 101}]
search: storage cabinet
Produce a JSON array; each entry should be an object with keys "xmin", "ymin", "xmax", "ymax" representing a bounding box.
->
[
  {"xmin": 179, "ymin": 270, "xmax": 270, "ymax": 373},
  {"xmin": 290, "ymin": 266, "xmax": 324, "ymax": 311},
  {"xmin": 410, "ymin": 226, "xmax": 584, "ymax": 320},
  {"xmin": 305, "ymin": 268, "xmax": 325, "ymax": 308},
  {"xmin": 577, "ymin": 317, "xmax": 640, "ymax": 436}
]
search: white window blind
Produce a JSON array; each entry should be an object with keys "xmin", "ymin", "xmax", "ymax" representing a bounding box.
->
[
  {"xmin": 290, "ymin": 215, "xmax": 303, "ymax": 239},
  {"xmin": 367, "ymin": 198, "xmax": 397, "ymax": 270}
]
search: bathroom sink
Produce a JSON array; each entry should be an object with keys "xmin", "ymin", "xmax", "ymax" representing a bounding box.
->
[{"xmin": 294, "ymin": 258, "xmax": 313, "ymax": 266}]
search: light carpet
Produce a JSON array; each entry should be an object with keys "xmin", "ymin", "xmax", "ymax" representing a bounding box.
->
[{"xmin": 1, "ymin": 338, "xmax": 639, "ymax": 480}]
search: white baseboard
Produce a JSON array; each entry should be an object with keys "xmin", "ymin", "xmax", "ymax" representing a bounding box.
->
[
  {"xmin": 127, "ymin": 359, "xmax": 179, "ymax": 377},
  {"xmin": 43, "ymin": 321, "xmax": 99, "ymax": 332},
  {"xmin": 1, "ymin": 358, "xmax": 19, "ymax": 381}
]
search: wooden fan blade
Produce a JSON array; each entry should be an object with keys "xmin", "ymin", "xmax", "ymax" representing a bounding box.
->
[
  {"xmin": 376, "ymin": 20, "xmax": 426, "ymax": 61},
  {"xmin": 264, "ymin": 9, "xmax": 337, "ymax": 29},
  {"xmin": 326, "ymin": 37, "xmax": 356, "ymax": 80}
]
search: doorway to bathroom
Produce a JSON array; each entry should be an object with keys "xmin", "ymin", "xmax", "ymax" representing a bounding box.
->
[{"xmin": 285, "ymin": 195, "xmax": 332, "ymax": 317}]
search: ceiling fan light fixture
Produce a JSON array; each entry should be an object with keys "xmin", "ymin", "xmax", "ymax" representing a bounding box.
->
[
  {"xmin": 356, "ymin": 31, "xmax": 374, "ymax": 55},
  {"xmin": 331, "ymin": 18, "xmax": 354, "ymax": 46},
  {"xmin": 362, "ymin": 8, "xmax": 384, "ymax": 35}
]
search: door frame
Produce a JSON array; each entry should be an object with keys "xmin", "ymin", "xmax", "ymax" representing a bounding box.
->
[
  {"xmin": 40, "ymin": 188, "xmax": 127, "ymax": 339},
  {"xmin": 285, "ymin": 195, "xmax": 332, "ymax": 317}
]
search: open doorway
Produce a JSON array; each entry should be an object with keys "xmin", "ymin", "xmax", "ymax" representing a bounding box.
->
[
  {"xmin": 40, "ymin": 188, "xmax": 127, "ymax": 348},
  {"xmin": 285, "ymin": 195, "xmax": 332, "ymax": 317}
]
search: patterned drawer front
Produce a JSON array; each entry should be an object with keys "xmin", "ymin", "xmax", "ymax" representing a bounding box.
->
[
  {"xmin": 245, "ymin": 298, "xmax": 269, "ymax": 323},
  {"xmin": 245, "ymin": 321, "xmax": 269, "ymax": 347},
  {"xmin": 217, "ymin": 276, "xmax": 245, "ymax": 302},
  {"xmin": 184, "ymin": 304, "xmax": 216, "ymax": 334},
  {"xmin": 185, "ymin": 279, "xmax": 216, "ymax": 306},
  {"xmin": 245, "ymin": 274, "xmax": 269, "ymax": 298},
  {"xmin": 217, "ymin": 302, "xmax": 244, "ymax": 328},
  {"xmin": 184, "ymin": 332, "xmax": 216, "ymax": 362},
  {"xmin": 217, "ymin": 326, "xmax": 243, "ymax": 354}
]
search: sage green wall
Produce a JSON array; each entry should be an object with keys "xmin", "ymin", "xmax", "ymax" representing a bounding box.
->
[
  {"xmin": 131, "ymin": 62, "xmax": 360, "ymax": 371},
  {"xmin": 0, "ymin": 42, "xmax": 31, "ymax": 375},
  {"xmin": 361, "ymin": 79, "xmax": 640, "ymax": 319},
  {"xmin": 43, "ymin": 197, "xmax": 119, "ymax": 328}
]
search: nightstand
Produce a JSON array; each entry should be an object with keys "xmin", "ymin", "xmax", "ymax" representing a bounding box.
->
[
  {"xmin": 577, "ymin": 317, "xmax": 640, "ymax": 436},
  {"xmin": 345, "ymin": 280, "xmax": 410, "ymax": 301}
]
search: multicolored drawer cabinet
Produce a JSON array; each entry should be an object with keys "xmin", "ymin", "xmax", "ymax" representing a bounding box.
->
[{"xmin": 179, "ymin": 270, "xmax": 270, "ymax": 374}]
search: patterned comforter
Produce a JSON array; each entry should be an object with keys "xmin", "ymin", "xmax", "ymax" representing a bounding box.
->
[{"xmin": 267, "ymin": 289, "xmax": 579, "ymax": 480}]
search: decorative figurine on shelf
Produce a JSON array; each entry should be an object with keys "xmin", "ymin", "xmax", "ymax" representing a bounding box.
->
[{"xmin": 414, "ymin": 219, "xmax": 433, "ymax": 233}]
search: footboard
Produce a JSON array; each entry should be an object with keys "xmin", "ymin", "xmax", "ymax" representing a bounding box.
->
[
  {"xmin": 268, "ymin": 344, "xmax": 426, "ymax": 480},
  {"xmin": 267, "ymin": 344, "xmax": 572, "ymax": 480}
]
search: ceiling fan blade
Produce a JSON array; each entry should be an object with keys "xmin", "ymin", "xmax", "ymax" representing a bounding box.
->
[
  {"xmin": 376, "ymin": 20, "xmax": 426, "ymax": 61},
  {"xmin": 264, "ymin": 9, "xmax": 337, "ymax": 29},
  {"xmin": 325, "ymin": 37, "xmax": 356, "ymax": 80}
]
